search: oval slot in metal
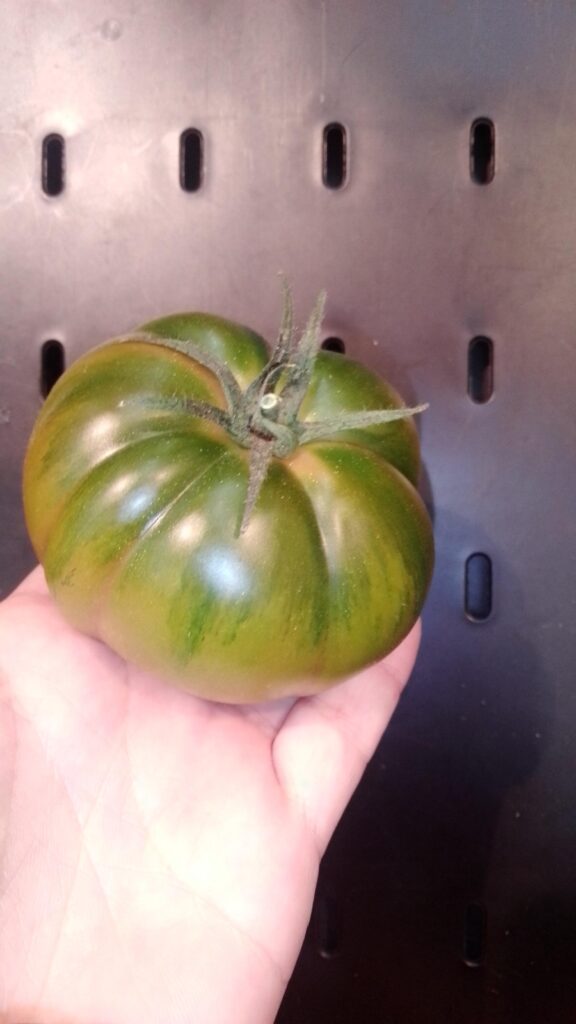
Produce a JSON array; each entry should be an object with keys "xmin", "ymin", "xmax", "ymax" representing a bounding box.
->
[
  {"xmin": 321, "ymin": 336, "xmax": 346, "ymax": 353},
  {"xmin": 42, "ymin": 134, "xmax": 65, "ymax": 196},
  {"xmin": 465, "ymin": 553, "xmax": 493, "ymax": 621},
  {"xmin": 470, "ymin": 118, "xmax": 495, "ymax": 185},
  {"xmin": 180, "ymin": 128, "xmax": 204, "ymax": 192},
  {"xmin": 463, "ymin": 902, "xmax": 487, "ymax": 967},
  {"xmin": 468, "ymin": 336, "xmax": 494, "ymax": 403},
  {"xmin": 316, "ymin": 894, "xmax": 341, "ymax": 959},
  {"xmin": 323, "ymin": 123, "xmax": 347, "ymax": 189},
  {"xmin": 40, "ymin": 339, "xmax": 66, "ymax": 397}
]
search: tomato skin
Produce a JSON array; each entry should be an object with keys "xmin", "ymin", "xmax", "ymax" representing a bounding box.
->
[
  {"xmin": 23, "ymin": 312, "xmax": 434, "ymax": 703},
  {"xmin": 140, "ymin": 311, "xmax": 270, "ymax": 390}
]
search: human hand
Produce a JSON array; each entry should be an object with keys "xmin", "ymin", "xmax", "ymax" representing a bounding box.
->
[{"xmin": 0, "ymin": 567, "xmax": 420, "ymax": 1024}]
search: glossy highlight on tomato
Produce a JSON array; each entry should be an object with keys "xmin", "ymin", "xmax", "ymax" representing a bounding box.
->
[{"xmin": 23, "ymin": 293, "xmax": 434, "ymax": 703}]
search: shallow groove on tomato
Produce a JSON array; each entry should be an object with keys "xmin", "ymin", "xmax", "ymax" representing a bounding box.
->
[
  {"xmin": 96, "ymin": 457, "xmax": 333, "ymax": 687},
  {"xmin": 138, "ymin": 314, "xmax": 269, "ymax": 391},
  {"xmin": 41, "ymin": 435, "xmax": 237, "ymax": 625},
  {"xmin": 26, "ymin": 423, "xmax": 228, "ymax": 557},
  {"xmin": 36, "ymin": 341, "xmax": 226, "ymax": 418},
  {"xmin": 90, "ymin": 447, "xmax": 242, "ymax": 641},
  {"xmin": 300, "ymin": 352, "xmax": 421, "ymax": 486},
  {"xmin": 289, "ymin": 441, "xmax": 433, "ymax": 674}
]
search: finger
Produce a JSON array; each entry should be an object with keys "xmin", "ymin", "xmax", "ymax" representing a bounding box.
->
[
  {"xmin": 6, "ymin": 564, "xmax": 49, "ymax": 600},
  {"xmin": 272, "ymin": 622, "xmax": 421, "ymax": 856}
]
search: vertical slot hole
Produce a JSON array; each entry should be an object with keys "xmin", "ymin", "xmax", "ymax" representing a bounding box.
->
[
  {"xmin": 316, "ymin": 895, "xmax": 341, "ymax": 959},
  {"xmin": 470, "ymin": 118, "xmax": 495, "ymax": 184},
  {"xmin": 463, "ymin": 902, "xmax": 487, "ymax": 967},
  {"xmin": 180, "ymin": 129, "xmax": 204, "ymax": 192},
  {"xmin": 40, "ymin": 339, "xmax": 66, "ymax": 397},
  {"xmin": 42, "ymin": 134, "xmax": 65, "ymax": 196},
  {"xmin": 323, "ymin": 123, "xmax": 347, "ymax": 189},
  {"xmin": 465, "ymin": 554, "xmax": 492, "ymax": 621},
  {"xmin": 468, "ymin": 336, "xmax": 494, "ymax": 403},
  {"xmin": 321, "ymin": 336, "xmax": 346, "ymax": 353}
]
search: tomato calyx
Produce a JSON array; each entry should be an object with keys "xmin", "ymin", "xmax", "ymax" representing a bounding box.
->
[{"xmin": 126, "ymin": 283, "xmax": 427, "ymax": 533}]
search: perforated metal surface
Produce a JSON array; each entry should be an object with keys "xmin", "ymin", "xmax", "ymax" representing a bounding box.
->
[{"xmin": 2, "ymin": 2, "xmax": 576, "ymax": 1021}]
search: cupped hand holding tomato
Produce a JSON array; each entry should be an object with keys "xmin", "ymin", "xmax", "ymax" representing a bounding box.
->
[
  {"xmin": 22, "ymin": 288, "xmax": 434, "ymax": 703},
  {"xmin": 0, "ymin": 566, "xmax": 421, "ymax": 1024}
]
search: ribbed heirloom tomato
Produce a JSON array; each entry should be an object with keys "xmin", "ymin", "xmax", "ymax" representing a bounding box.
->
[{"xmin": 23, "ymin": 290, "xmax": 434, "ymax": 703}]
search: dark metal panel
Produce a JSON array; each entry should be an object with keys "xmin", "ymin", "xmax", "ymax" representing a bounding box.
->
[{"xmin": 1, "ymin": 2, "xmax": 576, "ymax": 1021}]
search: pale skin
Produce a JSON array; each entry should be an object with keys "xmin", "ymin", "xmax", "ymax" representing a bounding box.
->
[{"xmin": 0, "ymin": 567, "xmax": 421, "ymax": 1024}]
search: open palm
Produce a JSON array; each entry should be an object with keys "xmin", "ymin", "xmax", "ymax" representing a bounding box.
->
[{"xmin": 0, "ymin": 567, "xmax": 420, "ymax": 1024}]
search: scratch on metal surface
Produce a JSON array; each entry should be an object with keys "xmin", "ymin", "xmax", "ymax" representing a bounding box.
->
[
  {"xmin": 0, "ymin": 128, "xmax": 33, "ymax": 209},
  {"xmin": 553, "ymin": 28, "xmax": 576, "ymax": 136},
  {"xmin": 319, "ymin": 0, "xmax": 327, "ymax": 105},
  {"xmin": 0, "ymin": 407, "xmax": 11, "ymax": 425},
  {"xmin": 341, "ymin": 37, "xmax": 367, "ymax": 70}
]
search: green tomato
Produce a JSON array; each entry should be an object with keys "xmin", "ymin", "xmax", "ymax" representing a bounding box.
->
[{"xmin": 23, "ymin": 295, "xmax": 434, "ymax": 703}]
